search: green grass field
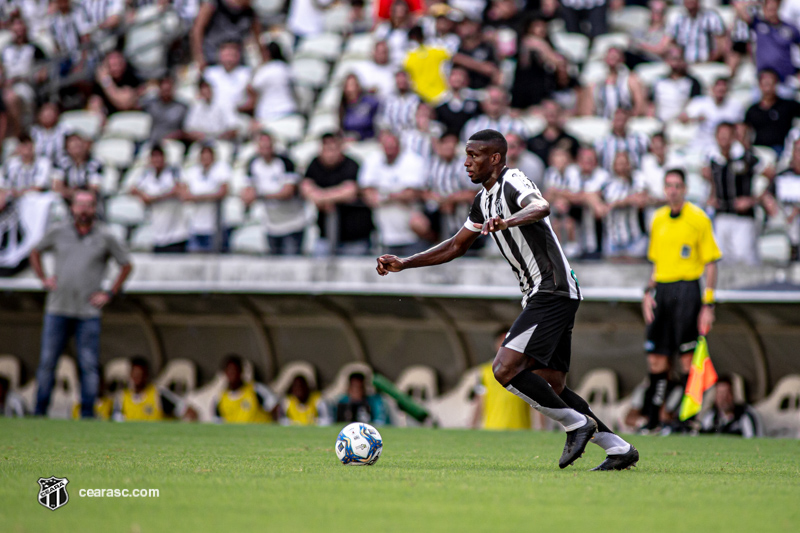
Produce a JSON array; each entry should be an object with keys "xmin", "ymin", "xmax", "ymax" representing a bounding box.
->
[{"xmin": 1, "ymin": 419, "xmax": 799, "ymax": 533}]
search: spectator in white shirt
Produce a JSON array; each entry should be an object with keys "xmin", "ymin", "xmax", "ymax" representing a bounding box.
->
[
  {"xmin": 130, "ymin": 145, "xmax": 190, "ymax": 253},
  {"xmin": 352, "ymin": 41, "xmax": 397, "ymax": 98},
  {"xmin": 652, "ymin": 44, "xmax": 702, "ymax": 123},
  {"xmin": 378, "ymin": 70, "xmax": 420, "ymax": 133},
  {"xmin": 2, "ymin": 16, "xmax": 47, "ymax": 137},
  {"xmin": 681, "ymin": 77, "xmax": 744, "ymax": 151},
  {"xmin": 181, "ymin": 145, "xmax": 230, "ymax": 253},
  {"xmin": 241, "ymin": 42, "xmax": 296, "ymax": 124},
  {"xmin": 287, "ymin": 0, "xmax": 332, "ymax": 41},
  {"xmin": 1, "ymin": 134, "xmax": 51, "ymax": 198},
  {"xmin": 506, "ymin": 132, "xmax": 545, "ymax": 190},
  {"xmin": 373, "ymin": 0, "xmax": 414, "ymax": 66},
  {"xmin": 203, "ymin": 41, "xmax": 251, "ymax": 124},
  {"xmin": 184, "ymin": 79, "xmax": 238, "ymax": 142},
  {"xmin": 634, "ymin": 131, "xmax": 670, "ymax": 227},
  {"xmin": 359, "ymin": 130, "xmax": 427, "ymax": 255},
  {"xmin": 241, "ymin": 132, "xmax": 306, "ymax": 255}
]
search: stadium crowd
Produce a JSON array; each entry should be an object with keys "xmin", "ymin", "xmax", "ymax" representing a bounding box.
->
[{"xmin": 1, "ymin": 0, "xmax": 800, "ymax": 263}]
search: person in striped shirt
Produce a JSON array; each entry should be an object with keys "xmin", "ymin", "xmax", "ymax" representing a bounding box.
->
[
  {"xmin": 582, "ymin": 47, "xmax": 647, "ymax": 119},
  {"xmin": 376, "ymin": 129, "xmax": 639, "ymax": 471},
  {"xmin": 595, "ymin": 108, "xmax": 650, "ymax": 171},
  {"xmin": 597, "ymin": 151, "xmax": 649, "ymax": 260},
  {"xmin": 668, "ymin": 0, "xmax": 728, "ymax": 64},
  {"xmin": 460, "ymin": 85, "xmax": 528, "ymax": 142}
]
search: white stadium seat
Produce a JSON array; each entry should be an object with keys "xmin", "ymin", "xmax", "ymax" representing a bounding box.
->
[
  {"xmin": 106, "ymin": 194, "xmax": 146, "ymax": 226},
  {"xmin": 344, "ymin": 140, "xmax": 382, "ymax": 164},
  {"xmin": 0, "ymin": 354, "xmax": 22, "ymax": 390},
  {"xmin": 262, "ymin": 114, "xmax": 307, "ymax": 145},
  {"xmin": 130, "ymin": 222, "xmax": 156, "ymax": 252},
  {"xmin": 610, "ymin": 6, "xmax": 651, "ymax": 33},
  {"xmin": 665, "ymin": 120, "xmax": 699, "ymax": 147},
  {"xmin": 634, "ymin": 62, "xmax": 670, "ymax": 88},
  {"xmin": 289, "ymin": 140, "xmax": 322, "ymax": 172},
  {"xmin": 395, "ymin": 365, "xmax": 439, "ymax": 403},
  {"xmin": 103, "ymin": 111, "xmax": 153, "ymax": 142},
  {"xmin": 627, "ymin": 117, "xmax": 664, "ymax": 137},
  {"xmin": 341, "ymin": 34, "xmax": 375, "ymax": 60},
  {"xmin": 579, "ymin": 60, "xmax": 608, "ymax": 86},
  {"xmin": 155, "ymin": 358, "xmax": 198, "ymax": 396},
  {"xmin": 429, "ymin": 366, "xmax": 481, "ymax": 428},
  {"xmin": 316, "ymin": 84, "xmax": 343, "ymax": 113},
  {"xmin": 222, "ymin": 196, "xmax": 246, "ymax": 228},
  {"xmin": 252, "ymin": 0, "xmax": 285, "ymax": 17},
  {"xmin": 184, "ymin": 140, "xmax": 235, "ymax": 167},
  {"xmin": 306, "ymin": 113, "xmax": 339, "ymax": 140},
  {"xmin": 688, "ymin": 62, "xmax": 732, "ymax": 91},
  {"xmin": 48, "ymin": 356, "xmax": 79, "ymax": 419},
  {"xmin": 59, "ymin": 111, "xmax": 102, "ymax": 139},
  {"xmin": 564, "ymin": 116, "xmax": 610, "ymax": 144},
  {"xmin": 269, "ymin": 361, "xmax": 318, "ymax": 396},
  {"xmin": 520, "ymin": 115, "xmax": 546, "ymax": 137},
  {"xmin": 295, "ymin": 33, "xmax": 344, "ymax": 62},
  {"xmin": 104, "ymin": 357, "xmax": 131, "ymax": 394},
  {"xmin": 588, "ymin": 33, "xmax": 630, "ymax": 61},
  {"xmin": 755, "ymin": 375, "xmax": 800, "ymax": 437},
  {"xmin": 324, "ymin": 4, "xmax": 353, "ymax": 33},
  {"xmin": 291, "ymin": 58, "xmax": 330, "ymax": 89},
  {"xmin": 758, "ymin": 231, "xmax": 792, "ymax": 265},
  {"xmin": 322, "ymin": 362, "xmax": 375, "ymax": 402},
  {"xmin": 575, "ymin": 369, "xmax": 619, "ymax": 428},
  {"xmin": 92, "ymin": 138, "xmax": 136, "ymax": 168},
  {"xmin": 550, "ymin": 32, "xmax": 589, "ymax": 65}
]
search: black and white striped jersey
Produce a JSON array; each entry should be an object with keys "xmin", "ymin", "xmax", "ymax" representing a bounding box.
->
[
  {"xmin": 464, "ymin": 167, "xmax": 581, "ymax": 305},
  {"xmin": 460, "ymin": 114, "xmax": 529, "ymax": 144},
  {"xmin": 379, "ymin": 92, "xmax": 420, "ymax": 133},
  {"xmin": 593, "ymin": 69, "xmax": 633, "ymax": 120},
  {"xmin": 53, "ymin": 156, "xmax": 104, "ymax": 189},
  {"xmin": 668, "ymin": 9, "xmax": 727, "ymax": 63},
  {"xmin": 2, "ymin": 156, "xmax": 52, "ymax": 190},
  {"xmin": 595, "ymin": 132, "xmax": 650, "ymax": 171}
]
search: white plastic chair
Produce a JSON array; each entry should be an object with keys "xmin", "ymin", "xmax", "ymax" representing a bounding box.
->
[
  {"xmin": 130, "ymin": 222, "xmax": 155, "ymax": 252},
  {"xmin": 49, "ymin": 356, "xmax": 80, "ymax": 419},
  {"xmin": 59, "ymin": 111, "xmax": 102, "ymax": 139},
  {"xmin": 289, "ymin": 140, "xmax": 322, "ymax": 172},
  {"xmin": 341, "ymin": 34, "xmax": 375, "ymax": 60},
  {"xmin": 291, "ymin": 58, "xmax": 331, "ymax": 89},
  {"xmin": 295, "ymin": 33, "xmax": 344, "ymax": 61},
  {"xmin": 564, "ymin": 116, "xmax": 611, "ymax": 145},
  {"xmin": 103, "ymin": 111, "xmax": 153, "ymax": 142},
  {"xmin": 755, "ymin": 375, "xmax": 800, "ymax": 437},
  {"xmin": 731, "ymin": 60, "xmax": 757, "ymax": 92},
  {"xmin": 688, "ymin": 63, "xmax": 732, "ymax": 91},
  {"xmin": 665, "ymin": 120, "xmax": 699, "ymax": 147},
  {"xmin": 155, "ymin": 358, "xmax": 197, "ymax": 396},
  {"xmin": 124, "ymin": 5, "xmax": 179, "ymax": 76},
  {"xmin": 316, "ymin": 85, "xmax": 343, "ymax": 113},
  {"xmin": 634, "ymin": 62, "xmax": 670, "ymax": 89},
  {"xmin": 252, "ymin": 0, "xmax": 285, "ymax": 17},
  {"xmin": 184, "ymin": 140, "xmax": 235, "ymax": 167},
  {"xmin": 579, "ymin": 60, "xmax": 609, "ymax": 86},
  {"xmin": 344, "ymin": 140, "xmax": 382, "ymax": 164},
  {"xmin": 394, "ymin": 365, "xmax": 439, "ymax": 403},
  {"xmin": 575, "ymin": 369, "xmax": 619, "ymax": 428},
  {"xmin": 521, "ymin": 115, "xmax": 546, "ymax": 137},
  {"xmin": 306, "ymin": 113, "xmax": 339, "ymax": 140},
  {"xmin": 106, "ymin": 194, "xmax": 146, "ymax": 226},
  {"xmin": 323, "ymin": 3, "xmax": 353, "ymax": 33},
  {"xmin": 269, "ymin": 361, "xmax": 318, "ymax": 397},
  {"xmin": 550, "ymin": 32, "xmax": 589, "ymax": 65},
  {"xmin": 610, "ymin": 6, "xmax": 651, "ymax": 33},
  {"xmin": 758, "ymin": 232, "xmax": 792, "ymax": 265},
  {"xmin": 0, "ymin": 355, "xmax": 22, "ymax": 390},
  {"xmin": 222, "ymin": 196, "xmax": 246, "ymax": 228},
  {"xmin": 322, "ymin": 362, "xmax": 374, "ymax": 403},
  {"xmin": 589, "ymin": 33, "xmax": 631, "ymax": 61},
  {"xmin": 261, "ymin": 29, "xmax": 294, "ymax": 61},
  {"xmin": 262, "ymin": 115, "xmax": 307, "ymax": 145},
  {"xmin": 628, "ymin": 117, "xmax": 664, "ymax": 137},
  {"xmin": 92, "ymin": 138, "xmax": 136, "ymax": 168},
  {"xmin": 429, "ymin": 366, "xmax": 481, "ymax": 428},
  {"xmin": 104, "ymin": 357, "xmax": 131, "ymax": 394}
]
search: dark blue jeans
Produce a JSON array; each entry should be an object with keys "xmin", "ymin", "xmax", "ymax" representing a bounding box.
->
[
  {"xmin": 267, "ymin": 231, "xmax": 304, "ymax": 256},
  {"xmin": 35, "ymin": 314, "xmax": 101, "ymax": 418}
]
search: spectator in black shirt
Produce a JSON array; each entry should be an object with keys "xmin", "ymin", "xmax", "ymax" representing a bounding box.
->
[
  {"xmin": 744, "ymin": 69, "xmax": 800, "ymax": 156},
  {"xmin": 453, "ymin": 17, "xmax": 499, "ymax": 89},
  {"xmin": 527, "ymin": 99, "xmax": 580, "ymax": 163},
  {"xmin": 434, "ymin": 67, "xmax": 481, "ymax": 138},
  {"xmin": 699, "ymin": 376, "xmax": 762, "ymax": 438},
  {"xmin": 300, "ymin": 133, "xmax": 373, "ymax": 256},
  {"xmin": 89, "ymin": 50, "xmax": 144, "ymax": 117}
]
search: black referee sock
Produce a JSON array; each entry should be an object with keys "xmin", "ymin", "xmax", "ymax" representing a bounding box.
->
[
  {"xmin": 505, "ymin": 371, "xmax": 587, "ymax": 431},
  {"xmin": 559, "ymin": 387, "xmax": 631, "ymax": 455},
  {"xmin": 644, "ymin": 372, "xmax": 669, "ymax": 430}
]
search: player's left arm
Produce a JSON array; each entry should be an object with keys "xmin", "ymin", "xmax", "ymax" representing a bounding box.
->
[
  {"xmin": 698, "ymin": 261, "xmax": 718, "ymax": 335},
  {"xmin": 479, "ymin": 190, "xmax": 550, "ymax": 235}
]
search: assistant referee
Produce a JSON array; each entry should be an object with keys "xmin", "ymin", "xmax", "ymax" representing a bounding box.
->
[{"xmin": 641, "ymin": 168, "xmax": 722, "ymax": 431}]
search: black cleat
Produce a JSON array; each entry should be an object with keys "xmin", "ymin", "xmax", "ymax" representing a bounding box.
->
[
  {"xmin": 559, "ymin": 416, "xmax": 598, "ymax": 469},
  {"xmin": 590, "ymin": 445, "xmax": 639, "ymax": 471}
]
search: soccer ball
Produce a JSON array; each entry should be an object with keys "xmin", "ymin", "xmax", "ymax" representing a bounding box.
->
[{"xmin": 335, "ymin": 423, "xmax": 383, "ymax": 466}]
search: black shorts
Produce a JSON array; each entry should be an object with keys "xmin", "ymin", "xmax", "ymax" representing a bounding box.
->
[
  {"xmin": 502, "ymin": 292, "xmax": 581, "ymax": 372},
  {"xmin": 645, "ymin": 280, "xmax": 701, "ymax": 356}
]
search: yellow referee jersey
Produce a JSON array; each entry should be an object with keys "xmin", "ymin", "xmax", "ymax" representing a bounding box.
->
[
  {"xmin": 648, "ymin": 202, "xmax": 722, "ymax": 283},
  {"xmin": 403, "ymin": 45, "xmax": 451, "ymax": 104},
  {"xmin": 480, "ymin": 363, "xmax": 531, "ymax": 430}
]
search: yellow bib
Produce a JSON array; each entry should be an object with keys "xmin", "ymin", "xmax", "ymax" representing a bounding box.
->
[
  {"xmin": 121, "ymin": 385, "xmax": 164, "ymax": 421},
  {"xmin": 72, "ymin": 396, "xmax": 114, "ymax": 420},
  {"xmin": 480, "ymin": 364, "xmax": 531, "ymax": 430},
  {"xmin": 218, "ymin": 382, "xmax": 272, "ymax": 423},
  {"xmin": 285, "ymin": 391, "xmax": 321, "ymax": 426}
]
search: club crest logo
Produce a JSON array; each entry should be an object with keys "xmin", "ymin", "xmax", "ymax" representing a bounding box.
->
[{"xmin": 38, "ymin": 476, "xmax": 69, "ymax": 511}]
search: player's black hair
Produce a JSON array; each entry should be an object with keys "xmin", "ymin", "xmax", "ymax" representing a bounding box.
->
[
  {"xmin": 130, "ymin": 357, "xmax": 150, "ymax": 372},
  {"xmin": 348, "ymin": 372, "xmax": 366, "ymax": 383},
  {"xmin": 664, "ymin": 168, "xmax": 686, "ymax": 183},
  {"xmin": 468, "ymin": 129, "xmax": 508, "ymax": 156},
  {"xmin": 222, "ymin": 354, "xmax": 243, "ymax": 371}
]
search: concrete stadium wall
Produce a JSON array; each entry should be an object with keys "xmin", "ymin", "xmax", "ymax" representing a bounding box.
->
[{"xmin": 2, "ymin": 256, "xmax": 800, "ymax": 401}]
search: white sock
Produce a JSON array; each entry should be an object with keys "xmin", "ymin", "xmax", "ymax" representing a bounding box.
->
[
  {"xmin": 505, "ymin": 384, "xmax": 587, "ymax": 431},
  {"xmin": 593, "ymin": 432, "xmax": 631, "ymax": 455}
]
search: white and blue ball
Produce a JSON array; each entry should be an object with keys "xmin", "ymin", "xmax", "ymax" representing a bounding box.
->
[{"xmin": 335, "ymin": 423, "xmax": 383, "ymax": 466}]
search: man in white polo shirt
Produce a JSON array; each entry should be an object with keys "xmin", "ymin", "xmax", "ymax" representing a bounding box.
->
[
  {"xmin": 182, "ymin": 145, "xmax": 230, "ymax": 253},
  {"xmin": 359, "ymin": 130, "xmax": 427, "ymax": 256}
]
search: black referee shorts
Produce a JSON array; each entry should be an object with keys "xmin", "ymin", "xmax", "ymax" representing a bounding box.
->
[
  {"xmin": 645, "ymin": 280, "xmax": 702, "ymax": 357},
  {"xmin": 502, "ymin": 292, "xmax": 581, "ymax": 373}
]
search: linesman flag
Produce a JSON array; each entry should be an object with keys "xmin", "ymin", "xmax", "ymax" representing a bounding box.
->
[{"xmin": 679, "ymin": 336, "xmax": 718, "ymax": 421}]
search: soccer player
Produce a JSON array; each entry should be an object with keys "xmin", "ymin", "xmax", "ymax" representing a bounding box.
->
[
  {"xmin": 642, "ymin": 168, "xmax": 721, "ymax": 430},
  {"xmin": 376, "ymin": 129, "xmax": 638, "ymax": 470}
]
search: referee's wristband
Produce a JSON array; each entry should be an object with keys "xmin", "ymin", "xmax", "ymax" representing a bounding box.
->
[{"xmin": 702, "ymin": 288, "xmax": 716, "ymax": 305}]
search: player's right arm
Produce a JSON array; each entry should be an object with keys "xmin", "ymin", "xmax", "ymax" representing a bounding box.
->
[{"xmin": 376, "ymin": 226, "xmax": 481, "ymax": 275}]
